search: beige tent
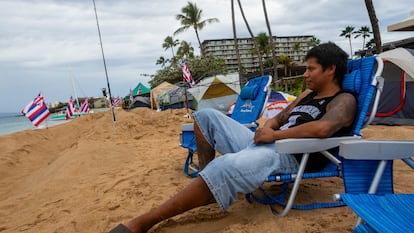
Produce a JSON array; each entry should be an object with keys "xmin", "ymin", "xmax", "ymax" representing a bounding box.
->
[{"xmin": 150, "ymin": 82, "xmax": 177, "ymax": 109}]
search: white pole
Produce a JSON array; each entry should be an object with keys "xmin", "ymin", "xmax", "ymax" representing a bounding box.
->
[{"xmin": 70, "ymin": 71, "xmax": 80, "ymax": 109}]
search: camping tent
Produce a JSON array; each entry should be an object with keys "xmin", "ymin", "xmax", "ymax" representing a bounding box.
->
[
  {"xmin": 127, "ymin": 82, "xmax": 151, "ymax": 110},
  {"xmin": 150, "ymin": 82, "xmax": 177, "ymax": 109},
  {"xmin": 188, "ymin": 73, "xmax": 240, "ymax": 114},
  {"xmin": 262, "ymin": 90, "xmax": 296, "ymax": 119},
  {"xmin": 372, "ymin": 48, "xmax": 414, "ymax": 125}
]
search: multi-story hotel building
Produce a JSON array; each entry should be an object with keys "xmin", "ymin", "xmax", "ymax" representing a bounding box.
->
[{"xmin": 202, "ymin": 35, "xmax": 314, "ymax": 73}]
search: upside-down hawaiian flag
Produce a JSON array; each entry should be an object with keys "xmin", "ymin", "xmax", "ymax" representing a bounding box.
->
[
  {"xmin": 65, "ymin": 96, "xmax": 76, "ymax": 120},
  {"xmin": 79, "ymin": 98, "xmax": 90, "ymax": 113},
  {"xmin": 180, "ymin": 59, "xmax": 195, "ymax": 87},
  {"xmin": 129, "ymin": 88, "xmax": 134, "ymax": 102},
  {"xmin": 110, "ymin": 96, "xmax": 122, "ymax": 108},
  {"xmin": 21, "ymin": 93, "xmax": 51, "ymax": 127}
]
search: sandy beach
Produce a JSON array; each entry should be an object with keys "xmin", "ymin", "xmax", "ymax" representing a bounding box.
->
[{"xmin": 0, "ymin": 108, "xmax": 413, "ymax": 233}]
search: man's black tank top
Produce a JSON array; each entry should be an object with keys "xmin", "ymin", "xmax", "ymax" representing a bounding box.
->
[{"xmin": 280, "ymin": 91, "xmax": 354, "ymax": 172}]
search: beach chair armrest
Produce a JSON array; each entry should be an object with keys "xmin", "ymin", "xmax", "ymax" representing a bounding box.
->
[
  {"xmin": 275, "ymin": 136, "xmax": 361, "ymax": 154},
  {"xmin": 339, "ymin": 140, "xmax": 414, "ymax": 160}
]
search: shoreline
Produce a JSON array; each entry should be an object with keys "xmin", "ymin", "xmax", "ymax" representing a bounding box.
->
[{"xmin": 0, "ymin": 108, "xmax": 109, "ymax": 137}]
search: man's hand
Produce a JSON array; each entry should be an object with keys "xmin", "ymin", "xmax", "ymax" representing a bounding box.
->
[{"xmin": 254, "ymin": 127, "xmax": 277, "ymax": 144}]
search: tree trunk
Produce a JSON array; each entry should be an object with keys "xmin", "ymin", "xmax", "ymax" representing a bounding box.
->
[
  {"xmin": 262, "ymin": 0, "xmax": 278, "ymax": 82},
  {"xmin": 194, "ymin": 27, "xmax": 204, "ymax": 57},
  {"xmin": 364, "ymin": 0, "xmax": 382, "ymax": 53},
  {"xmin": 237, "ymin": 0, "xmax": 264, "ymax": 75},
  {"xmin": 231, "ymin": 0, "xmax": 242, "ymax": 79},
  {"xmin": 348, "ymin": 37, "xmax": 353, "ymax": 56}
]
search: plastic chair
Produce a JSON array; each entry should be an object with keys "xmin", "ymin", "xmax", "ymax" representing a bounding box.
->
[
  {"xmin": 335, "ymin": 140, "xmax": 414, "ymax": 233},
  {"xmin": 246, "ymin": 56, "xmax": 385, "ymax": 216},
  {"xmin": 180, "ymin": 75, "xmax": 272, "ymax": 177}
]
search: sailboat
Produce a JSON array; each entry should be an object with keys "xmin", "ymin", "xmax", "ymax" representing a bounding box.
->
[
  {"xmin": 50, "ymin": 72, "xmax": 90, "ymax": 120},
  {"xmin": 49, "ymin": 109, "xmax": 87, "ymax": 121}
]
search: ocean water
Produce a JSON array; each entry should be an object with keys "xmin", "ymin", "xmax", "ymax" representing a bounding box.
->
[{"xmin": 0, "ymin": 112, "xmax": 68, "ymax": 136}]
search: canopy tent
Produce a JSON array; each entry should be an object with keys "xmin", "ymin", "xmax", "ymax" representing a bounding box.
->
[
  {"xmin": 371, "ymin": 48, "xmax": 414, "ymax": 125},
  {"xmin": 150, "ymin": 81, "xmax": 177, "ymax": 109},
  {"xmin": 125, "ymin": 82, "xmax": 151, "ymax": 100},
  {"xmin": 188, "ymin": 73, "xmax": 240, "ymax": 114}
]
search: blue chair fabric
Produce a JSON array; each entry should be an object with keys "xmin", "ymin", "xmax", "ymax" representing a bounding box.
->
[
  {"xmin": 180, "ymin": 75, "xmax": 272, "ymax": 177},
  {"xmin": 336, "ymin": 139, "xmax": 414, "ymax": 232},
  {"xmin": 247, "ymin": 56, "xmax": 383, "ymax": 214},
  {"xmin": 341, "ymin": 194, "xmax": 414, "ymax": 233}
]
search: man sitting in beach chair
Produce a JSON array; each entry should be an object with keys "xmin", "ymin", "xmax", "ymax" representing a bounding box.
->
[{"xmin": 108, "ymin": 42, "xmax": 356, "ymax": 233}]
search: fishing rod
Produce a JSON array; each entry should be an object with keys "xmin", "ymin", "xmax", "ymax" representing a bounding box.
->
[{"xmin": 92, "ymin": 0, "xmax": 116, "ymax": 129}]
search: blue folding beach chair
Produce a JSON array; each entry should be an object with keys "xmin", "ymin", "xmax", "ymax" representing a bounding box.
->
[
  {"xmin": 180, "ymin": 75, "xmax": 272, "ymax": 177},
  {"xmin": 246, "ymin": 55, "xmax": 386, "ymax": 216},
  {"xmin": 335, "ymin": 140, "xmax": 414, "ymax": 233}
]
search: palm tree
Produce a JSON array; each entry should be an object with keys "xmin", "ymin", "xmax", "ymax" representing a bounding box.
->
[
  {"xmin": 292, "ymin": 42, "xmax": 301, "ymax": 54},
  {"xmin": 365, "ymin": 38, "xmax": 375, "ymax": 50},
  {"xmin": 237, "ymin": 0, "xmax": 264, "ymax": 75},
  {"xmin": 354, "ymin": 26, "xmax": 372, "ymax": 51},
  {"xmin": 176, "ymin": 40, "xmax": 195, "ymax": 59},
  {"xmin": 262, "ymin": 0, "xmax": 278, "ymax": 80},
  {"xmin": 340, "ymin": 26, "xmax": 355, "ymax": 56},
  {"xmin": 155, "ymin": 56, "xmax": 169, "ymax": 67},
  {"xmin": 364, "ymin": 0, "xmax": 382, "ymax": 53},
  {"xmin": 308, "ymin": 36, "xmax": 321, "ymax": 48},
  {"xmin": 231, "ymin": 0, "xmax": 242, "ymax": 76},
  {"xmin": 162, "ymin": 36, "xmax": 179, "ymax": 58},
  {"xmin": 276, "ymin": 54, "xmax": 292, "ymax": 77},
  {"xmin": 174, "ymin": 2, "xmax": 219, "ymax": 56},
  {"xmin": 256, "ymin": 32, "xmax": 271, "ymax": 57}
]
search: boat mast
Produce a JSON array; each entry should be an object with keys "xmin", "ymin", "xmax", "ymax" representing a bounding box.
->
[{"xmin": 70, "ymin": 71, "xmax": 80, "ymax": 108}]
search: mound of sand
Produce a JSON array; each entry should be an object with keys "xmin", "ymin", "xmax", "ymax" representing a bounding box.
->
[{"xmin": 0, "ymin": 108, "xmax": 413, "ymax": 233}]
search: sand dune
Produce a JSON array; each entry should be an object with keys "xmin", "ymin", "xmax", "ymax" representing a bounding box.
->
[{"xmin": 0, "ymin": 108, "xmax": 413, "ymax": 233}]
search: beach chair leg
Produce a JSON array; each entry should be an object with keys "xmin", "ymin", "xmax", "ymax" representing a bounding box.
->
[
  {"xmin": 270, "ymin": 153, "xmax": 309, "ymax": 217},
  {"xmin": 184, "ymin": 150, "xmax": 199, "ymax": 178}
]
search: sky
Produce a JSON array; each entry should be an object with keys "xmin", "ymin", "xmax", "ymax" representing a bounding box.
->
[{"xmin": 0, "ymin": 0, "xmax": 413, "ymax": 113}]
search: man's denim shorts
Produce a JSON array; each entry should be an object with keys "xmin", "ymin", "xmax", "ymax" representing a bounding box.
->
[{"xmin": 193, "ymin": 109, "xmax": 299, "ymax": 211}]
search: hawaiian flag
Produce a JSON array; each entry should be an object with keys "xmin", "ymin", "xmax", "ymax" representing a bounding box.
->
[
  {"xmin": 110, "ymin": 96, "xmax": 122, "ymax": 108},
  {"xmin": 180, "ymin": 59, "xmax": 195, "ymax": 87},
  {"xmin": 79, "ymin": 98, "xmax": 90, "ymax": 113},
  {"xmin": 21, "ymin": 93, "xmax": 51, "ymax": 127},
  {"xmin": 65, "ymin": 96, "xmax": 76, "ymax": 120},
  {"xmin": 129, "ymin": 88, "xmax": 134, "ymax": 102}
]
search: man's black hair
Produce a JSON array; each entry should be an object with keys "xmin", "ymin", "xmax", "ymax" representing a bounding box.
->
[{"xmin": 305, "ymin": 42, "xmax": 348, "ymax": 86}]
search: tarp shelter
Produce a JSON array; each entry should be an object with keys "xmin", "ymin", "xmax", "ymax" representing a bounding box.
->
[
  {"xmin": 129, "ymin": 96, "xmax": 151, "ymax": 109},
  {"xmin": 262, "ymin": 90, "xmax": 296, "ymax": 119},
  {"xmin": 372, "ymin": 48, "xmax": 414, "ymax": 125},
  {"xmin": 150, "ymin": 82, "xmax": 177, "ymax": 109},
  {"xmin": 157, "ymin": 86, "xmax": 194, "ymax": 110},
  {"xmin": 188, "ymin": 73, "xmax": 240, "ymax": 114}
]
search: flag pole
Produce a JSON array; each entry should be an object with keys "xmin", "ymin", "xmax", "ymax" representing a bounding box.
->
[
  {"xmin": 92, "ymin": 0, "xmax": 116, "ymax": 131},
  {"xmin": 183, "ymin": 83, "xmax": 190, "ymax": 118}
]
